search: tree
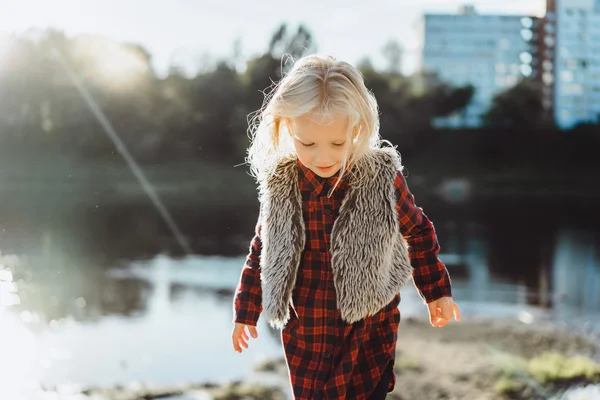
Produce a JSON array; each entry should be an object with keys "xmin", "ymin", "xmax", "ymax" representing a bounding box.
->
[
  {"xmin": 268, "ymin": 23, "xmax": 317, "ymax": 62},
  {"xmin": 242, "ymin": 54, "xmax": 282, "ymax": 110},
  {"xmin": 381, "ymin": 39, "xmax": 403, "ymax": 75},
  {"xmin": 408, "ymin": 70, "xmax": 475, "ymax": 117},
  {"xmin": 483, "ymin": 79, "xmax": 544, "ymax": 130},
  {"xmin": 359, "ymin": 68, "xmax": 474, "ymax": 149},
  {"xmin": 356, "ymin": 56, "xmax": 374, "ymax": 71}
]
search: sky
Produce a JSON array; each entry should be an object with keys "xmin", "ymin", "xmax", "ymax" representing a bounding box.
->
[{"xmin": 0, "ymin": 0, "xmax": 546, "ymax": 76}]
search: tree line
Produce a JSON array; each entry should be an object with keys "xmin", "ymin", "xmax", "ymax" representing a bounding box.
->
[{"xmin": 0, "ymin": 24, "xmax": 597, "ymax": 168}]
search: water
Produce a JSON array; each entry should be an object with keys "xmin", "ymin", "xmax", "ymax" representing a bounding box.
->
[
  {"xmin": 1, "ymin": 227, "xmax": 599, "ymax": 397},
  {"xmin": 551, "ymin": 384, "xmax": 600, "ymax": 400},
  {"xmin": 0, "ymin": 255, "xmax": 287, "ymax": 398},
  {"xmin": 1, "ymin": 181, "xmax": 599, "ymax": 398}
]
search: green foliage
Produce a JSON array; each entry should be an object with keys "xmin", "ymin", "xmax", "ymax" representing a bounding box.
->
[
  {"xmin": 528, "ymin": 352, "xmax": 600, "ymax": 385},
  {"xmin": 483, "ymin": 78, "xmax": 545, "ymax": 130},
  {"xmin": 494, "ymin": 374, "xmax": 526, "ymax": 395}
]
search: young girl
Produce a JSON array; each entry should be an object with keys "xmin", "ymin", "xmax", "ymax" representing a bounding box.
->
[{"xmin": 231, "ymin": 54, "xmax": 460, "ymax": 400}]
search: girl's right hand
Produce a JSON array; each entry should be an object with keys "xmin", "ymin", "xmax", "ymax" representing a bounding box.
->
[{"xmin": 232, "ymin": 322, "xmax": 259, "ymax": 353}]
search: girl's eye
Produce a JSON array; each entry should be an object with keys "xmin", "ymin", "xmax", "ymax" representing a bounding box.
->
[{"xmin": 298, "ymin": 142, "xmax": 344, "ymax": 148}]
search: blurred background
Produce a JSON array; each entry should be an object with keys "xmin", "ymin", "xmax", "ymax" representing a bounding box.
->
[{"xmin": 0, "ymin": 0, "xmax": 599, "ymax": 399}]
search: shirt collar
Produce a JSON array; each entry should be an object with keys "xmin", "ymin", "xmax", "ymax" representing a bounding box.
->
[{"xmin": 297, "ymin": 159, "xmax": 349, "ymax": 196}]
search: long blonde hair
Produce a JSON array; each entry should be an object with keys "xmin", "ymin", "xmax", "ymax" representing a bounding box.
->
[{"xmin": 246, "ymin": 54, "xmax": 398, "ymax": 192}]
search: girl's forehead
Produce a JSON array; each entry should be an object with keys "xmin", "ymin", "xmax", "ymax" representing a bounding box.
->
[{"xmin": 293, "ymin": 113, "xmax": 348, "ymax": 127}]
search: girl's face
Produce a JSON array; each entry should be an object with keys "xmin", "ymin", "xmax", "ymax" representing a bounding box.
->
[{"xmin": 288, "ymin": 114, "xmax": 350, "ymax": 178}]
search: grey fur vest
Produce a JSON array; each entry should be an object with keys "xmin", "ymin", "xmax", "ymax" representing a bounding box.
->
[{"xmin": 258, "ymin": 147, "xmax": 413, "ymax": 329}]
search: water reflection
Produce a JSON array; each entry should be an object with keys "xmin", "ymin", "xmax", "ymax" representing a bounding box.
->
[
  {"xmin": 4, "ymin": 254, "xmax": 150, "ymax": 325},
  {"xmin": 0, "ymin": 254, "xmax": 284, "ymax": 395},
  {"xmin": 553, "ymin": 229, "xmax": 600, "ymax": 323}
]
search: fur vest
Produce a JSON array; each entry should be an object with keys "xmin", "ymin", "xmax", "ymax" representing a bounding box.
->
[{"xmin": 258, "ymin": 147, "xmax": 413, "ymax": 329}]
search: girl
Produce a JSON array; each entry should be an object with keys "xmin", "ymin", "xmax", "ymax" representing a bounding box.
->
[{"xmin": 232, "ymin": 54, "xmax": 460, "ymax": 400}]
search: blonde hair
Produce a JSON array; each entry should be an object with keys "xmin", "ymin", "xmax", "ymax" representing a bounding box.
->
[{"xmin": 246, "ymin": 54, "xmax": 397, "ymax": 194}]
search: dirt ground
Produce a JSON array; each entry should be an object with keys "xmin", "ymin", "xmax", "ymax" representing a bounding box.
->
[{"xmin": 387, "ymin": 316, "xmax": 600, "ymax": 400}]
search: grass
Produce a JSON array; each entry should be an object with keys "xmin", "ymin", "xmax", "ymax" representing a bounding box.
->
[
  {"xmin": 528, "ymin": 352, "xmax": 600, "ymax": 385},
  {"xmin": 494, "ymin": 375, "xmax": 527, "ymax": 395},
  {"xmin": 395, "ymin": 355, "xmax": 423, "ymax": 372},
  {"xmin": 492, "ymin": 352, "xmax": 600, "ymax": 397}
]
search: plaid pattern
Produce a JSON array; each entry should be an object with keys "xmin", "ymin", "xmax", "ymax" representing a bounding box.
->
[{"xmin": 233, "ymin": 159, "xmax": 452, "ymax": 399}]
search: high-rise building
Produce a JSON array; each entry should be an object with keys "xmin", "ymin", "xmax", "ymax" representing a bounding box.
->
[
  {"xmin": 549, "ymin": 0, "xmax": 600, "ymax": 129},
  {"xmin": 418, "ymin": 5, "xmax": 539, "ymax": 128}
]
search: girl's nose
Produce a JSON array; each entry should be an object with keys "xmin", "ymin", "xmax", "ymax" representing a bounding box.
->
[{"xmin": 314, "ymin": 152, "xmax": 332, "ymax": 166}]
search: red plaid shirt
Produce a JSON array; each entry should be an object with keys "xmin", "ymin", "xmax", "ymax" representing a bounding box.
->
[{"xmin": 233, "ymin": 159, "xmax": 452, "ymax": 399}]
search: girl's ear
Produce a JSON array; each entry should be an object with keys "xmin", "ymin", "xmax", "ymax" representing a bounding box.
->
[{"xmin": 351, "ymin": 126, "xmax": 359, "ymax": 142}]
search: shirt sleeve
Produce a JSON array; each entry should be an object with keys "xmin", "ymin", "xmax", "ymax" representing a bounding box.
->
[
  {"xmin": 232, "ymin": 217, "xmax": 263, "ymax": 326},
  {"xmin": 394, "ymin": 171, "xmax": 452, "ymax": 303}
]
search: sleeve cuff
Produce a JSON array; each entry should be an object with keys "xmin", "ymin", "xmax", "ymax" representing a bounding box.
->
[
  {"xmin": 232, "ymin": 307, "xmax": 262, "ymax": 326},
  {"xmin": 420, "ymin": 287, "xmax": 453, "ymax": 304}
]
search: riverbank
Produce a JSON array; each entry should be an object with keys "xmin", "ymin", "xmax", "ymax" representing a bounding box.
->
[
  {"xmin": 37, "ymin": 316, "xmax": 600, "ymax": 400},
  {"xmin": 388, "ymin": 316, "xmax": 600, "ymax": 399}
]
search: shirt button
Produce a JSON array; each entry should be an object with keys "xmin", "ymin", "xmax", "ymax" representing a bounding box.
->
[
  {"xmin": 324, "ymin": 352, "xmax": 331, "ymax": 359},
  {"xmin": 324, "ymin": 208, "xmax": 332, "ymax": 216},
  {"xmin": 327, "ymin": 317, "xmax": 335, "ymax": 324},
  {"xmin": 328, "ymin": 281, "xmax": 335, "ymax": 289},
  {"xmin": 314, "ymin": 388, "xmax": 321, "ymax": 397}
]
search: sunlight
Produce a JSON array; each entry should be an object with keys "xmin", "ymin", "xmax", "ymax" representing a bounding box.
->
[
  {"xmin": 72, "ymin": 36, "xmax": 150, "ymax": 85},
  {"xmin": 0, "ymin": 265, "xmax": 39, "ymax": 399}
]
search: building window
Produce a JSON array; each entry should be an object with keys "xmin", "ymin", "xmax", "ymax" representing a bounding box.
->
[
  {"xmin": 566, "ymin": 60, "xmax": 581, "ymax": 69},
  {"xmin": 562, "ymin": 84, "xmax": 584, "ymax": 94},
  {"xmin": 506, "ymin": 75, "xmax": 518, "ymax": 86},
  {"xmin": 521, "ymin": 64, "xmax": 533, "ymax": 76},
  {"xmin": 521, "ymin": 29, "xmax": 533, "ymax": 41},
  {"xmin": 499, "ymin": 38, "xmax": 511, "ymax": 49},
  {"xmin": 561, "ymin": 71, "xmax": 574, "ymax": 82},
  {"xmin": 521, "ymin": 17, "xmax": 533, "ymax": 28},
  {"xmin": 520, "ymin": 52, "xmax": 533, "ymax": 64}
]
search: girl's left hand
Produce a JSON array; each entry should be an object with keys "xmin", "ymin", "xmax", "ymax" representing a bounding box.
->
[{"xmin": 426, "ymin": 297, "xmax": 461, "ymax": 327}]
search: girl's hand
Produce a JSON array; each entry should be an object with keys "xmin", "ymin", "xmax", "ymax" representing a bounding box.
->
[
  {"xmin": 232, "ymin": 322, "xmax": 259, "ymax": 353},
  {"xmin": 426, "ymin": 297, "xmax": 461, "ymax": 328}
]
